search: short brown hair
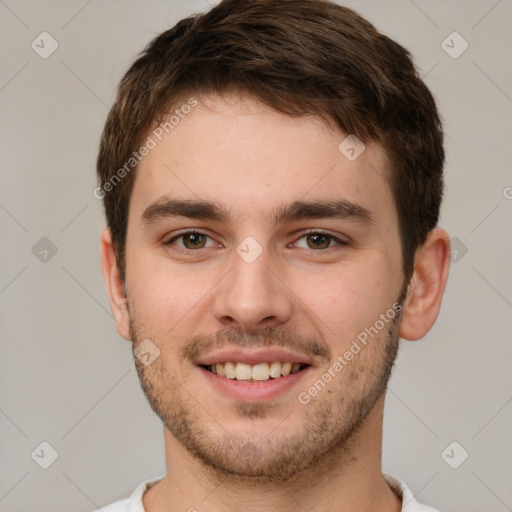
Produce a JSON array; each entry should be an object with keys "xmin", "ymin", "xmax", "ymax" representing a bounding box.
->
[{"xmin": 97, "ymin": 0, "xmax": 444, "ymax": 281}]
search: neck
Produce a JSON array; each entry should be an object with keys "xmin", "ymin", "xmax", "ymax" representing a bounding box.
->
[{"xmin": 143, "ymin": 395, "xmax": 401, "ymax": 512}]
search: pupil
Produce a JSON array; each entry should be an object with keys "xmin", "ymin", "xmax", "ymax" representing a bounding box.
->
[
  {"xmin": 307, "ymin": 234, "xmax": 329, "ymax": 249},
  {"xmin": 185, "ymin": 233, "xmax": 205, "ymax": 248}
]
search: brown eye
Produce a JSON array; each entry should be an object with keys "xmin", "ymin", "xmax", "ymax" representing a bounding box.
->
[
  {"xmin": 306, "ymin": 233, "xmax": 332, "ymax": 249},
  {"xmin": 182, "ymin": 232, "xmax": 207, "ymax": 249},
  {"xmin": 165, "ymin": 231, "xmax": 215, "ymax": 250},
  {"xmin": 292, "ymin": 232, "xmax": 347, "ymax": 251}
]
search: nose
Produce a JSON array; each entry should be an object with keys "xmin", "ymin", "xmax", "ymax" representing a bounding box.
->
[{"xmin": 212, "ymin": 249, "xmax": 294, "ymax": 333}]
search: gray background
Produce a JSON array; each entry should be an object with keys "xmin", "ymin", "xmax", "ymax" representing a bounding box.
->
[{"xmin": 1, "ymin": 1, "xmax": 511, "ymax": 511}]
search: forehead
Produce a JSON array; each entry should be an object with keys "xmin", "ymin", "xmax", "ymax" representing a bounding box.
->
[{"xmin": 130, "ymin": 93, "xmax": 396, "ymax": 228}]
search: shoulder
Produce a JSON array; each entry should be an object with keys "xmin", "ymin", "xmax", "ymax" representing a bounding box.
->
[
  {"xmin": 88, "ymin": 474, "xmax": 165, "ymax": 512},
  {"xmin": 384, "ymin": 474, "xmax": 441, "ymax": 512}
]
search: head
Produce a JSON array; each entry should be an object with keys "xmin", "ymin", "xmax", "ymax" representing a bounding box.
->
[{"xmin": 98, "ymin": 0, "xmax": 450, "ymax": 483}]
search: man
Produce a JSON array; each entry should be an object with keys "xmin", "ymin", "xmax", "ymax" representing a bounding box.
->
[{"xmin": 94, "ymin": 0, "xmax": 450, "ymax": 510}]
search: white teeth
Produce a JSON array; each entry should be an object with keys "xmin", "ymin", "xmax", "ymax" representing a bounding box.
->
[
  {"xmin": 269, "ymin": 361, "xmax": 282, "ymax": 378},
  {"xmin": 224, "ymin": 361, "xmax": 236, "ymax": 379},
  {"xmin": 281, "ymin": 362, "xmax": 292, "ymax": 376},
  {"xmin": 215, "ymin": 363, "xmax": 225, "ymax": 377},
  {"xmin": 235, "ymin": 363, "xmax": 252, "ymax": 381},
  {"xmin": 206, "ymin": 361, "xmax": 306, "ymax": 381},
  {"xmin": 252, "ymin": 363, "xmax": 270, "ymax": 380}
]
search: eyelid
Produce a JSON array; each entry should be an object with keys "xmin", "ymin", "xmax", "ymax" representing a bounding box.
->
[
  {"xmin": 291, "ymin": 230, "xmax": 349, "ymax": 249},
  {"xmin": 164, "ymin": 229, "xmax": 218, "ymax": 249},
  {"xmin": 163, "ymin": 229, "xmax": 348, "ymax": 251}
]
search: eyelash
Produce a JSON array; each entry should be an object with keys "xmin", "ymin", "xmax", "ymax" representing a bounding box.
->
[{"xmin": 163, "ymin": 230, "xmax": 348, "ymax": 253}]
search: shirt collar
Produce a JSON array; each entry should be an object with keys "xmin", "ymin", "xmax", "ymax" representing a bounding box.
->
[{"xmin": 128, "ymin": 473, "xmax": 431, "ymax": 511}]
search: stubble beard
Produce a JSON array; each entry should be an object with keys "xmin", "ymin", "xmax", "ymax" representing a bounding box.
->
[{"xmin": 128, "ymin": 301, "xmax": 402, "ymax": 486}]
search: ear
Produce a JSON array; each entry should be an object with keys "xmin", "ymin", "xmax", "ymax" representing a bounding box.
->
[
  {"xmin": 100, "ymin": 228, "xmax": 131, "ymax": 340},
  {"xmin": 399, "ymin": 228, "xmax": 451, "ymax": 341}
]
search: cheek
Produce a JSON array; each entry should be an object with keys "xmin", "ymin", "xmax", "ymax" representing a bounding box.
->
[
  {"xmin": 127, "ymin": 252, "xmax": 213, "ymax": 331},
  {"xmin": 288, "ymin": 260, "xmax": 396, "ymax": 346}
]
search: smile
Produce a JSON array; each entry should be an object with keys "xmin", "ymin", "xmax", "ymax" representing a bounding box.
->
[{"xmin": 202, "ymin": 361, "xmax": 309, "ymax": 381}]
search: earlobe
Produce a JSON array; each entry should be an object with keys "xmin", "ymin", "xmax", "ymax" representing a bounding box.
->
[
  {"xmin": 399, "ymin": 228, "xmax": 451, "ymax": 341},
  {"xmin": 100, "ymin": 228, "xmax": 131, "ymax": 340}
]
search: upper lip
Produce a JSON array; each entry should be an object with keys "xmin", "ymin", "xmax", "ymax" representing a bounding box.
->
[{"xmin": 194, "ymin": 348, "xmax": 313, "ymax": 366}]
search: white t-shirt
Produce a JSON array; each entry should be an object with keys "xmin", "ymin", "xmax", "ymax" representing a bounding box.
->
[{"xmin": 91, "ymin": 473, "xmax": 440, "ymax": 511}]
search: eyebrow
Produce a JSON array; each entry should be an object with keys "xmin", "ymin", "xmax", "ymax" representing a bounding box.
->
[
  {"xmin": 141, "ymin": 198, "xmax": 231, "ymax": 224},
  {"xmin": 141, "ymin": 198, "xmax": 374, "ymax": 226},
  {"xmin": 270, "ymin": 199, "xmax": 374, "ymax": 226}
]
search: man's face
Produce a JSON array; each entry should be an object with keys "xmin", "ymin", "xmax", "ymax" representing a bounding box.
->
[{"xmin": 123, "ymin": 93, "xmax": 406, "ymax": 482}]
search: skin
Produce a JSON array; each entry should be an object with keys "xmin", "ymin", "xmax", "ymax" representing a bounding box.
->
[{"xmin": 101, "ymin": 92, "xmax": 450, "ymax": 512}]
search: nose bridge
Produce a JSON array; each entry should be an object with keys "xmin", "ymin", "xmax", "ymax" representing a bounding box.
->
[{"xmin": 213, "ymin": 241, "xmax": 293, "ymax": 332}]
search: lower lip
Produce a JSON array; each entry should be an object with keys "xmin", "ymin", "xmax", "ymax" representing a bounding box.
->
[{"xmin": 198, "ymin": 365, "xmax": 313, "ymax": 402}]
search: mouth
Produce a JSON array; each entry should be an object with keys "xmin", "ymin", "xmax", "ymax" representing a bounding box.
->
[
  {"xmin": 200, "ymin": 361, "xmax": 310, "ymax": 382},
  {"xmin": 197, "ymin": 360, "xmax": 313, "ymax": 402},
  {"xmin": 194, "ymin": 347, "xmax": 315, "ymax": 401}
]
